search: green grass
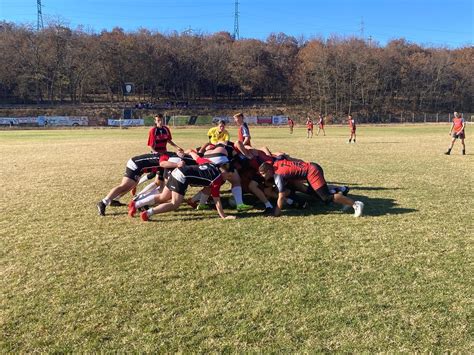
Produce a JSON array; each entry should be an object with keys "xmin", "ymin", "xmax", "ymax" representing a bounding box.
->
[{"xmin": 1, "ymin": 125, "xmax": 472, "ymax": 352}]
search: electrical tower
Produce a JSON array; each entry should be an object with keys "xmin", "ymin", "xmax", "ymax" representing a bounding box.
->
[
  {"xmin": 359, "ymin": 17, "xmax": 364, "ymax": 39},
  {"xmin": 37, "ymin": 0, "xmax": 44, "ymax": 31},
  {"xmin": 233, "ymin": 0, "xmax": 240, "ymax": 40}
]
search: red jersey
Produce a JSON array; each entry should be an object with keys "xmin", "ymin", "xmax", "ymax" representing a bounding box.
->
[
  {"xmin": 148, "ymin": 125, "xmax": 172, "ymax": 153},
  {"xmin": 318, "ymin": 117, "xmax": 324, "ymax": 127},
  {"xmin": 288, "ymin": 118, "xmax": 294, "ymax": 127},
  {"xmin": 306, "ymin": 120, "xmax": 313, "ymax": 130},
  {"xmin": 273, "ymin": 159, "xmax": 326, "ymax": 192},
  {"xmin": 349, "ymin": 118, "xmax": 356, "ymax": 130},
  {"xmin": 238, "ymin": 122, "xmax": 251, "ymax": 145},
  {"xmin": 453, "ymin": 118, "xmax": 464, "ymax": 133}
]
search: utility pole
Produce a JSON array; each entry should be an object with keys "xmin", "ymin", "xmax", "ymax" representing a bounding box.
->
[
  {"xmin": 233, "ymin": 0, "xmax": 240, "ymax": 40},
  {"xmin": 37, "ymin": 0, "xmax": 44, "ymax": 31}
]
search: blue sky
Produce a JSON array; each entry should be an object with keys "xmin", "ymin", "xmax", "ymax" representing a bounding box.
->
[{"xmin": 1, "ymin": 0, "xmax": 473, "ymax": 47}]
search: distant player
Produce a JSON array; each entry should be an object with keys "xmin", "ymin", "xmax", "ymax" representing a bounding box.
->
[
  {"xmin": 445, "ymin": 112, "xmax": 466, "ymax": 155},
  {"xmin": 288, "ymin": 118, "xmax": 294, "ymax": 134},
  {"xmin": 258, "ymin": 159, "xmax": 364, "ymax": 217},
  {"xmin": 348, "ymin": 114, "xmax": 356, "ymax": 143},
  {"xmin": 317, "ymin": 114, "xmax": 326, "ymax": 136},
  {"xmin": 306, "ymin": 117, "xmax": 314, "ymax": 138}
]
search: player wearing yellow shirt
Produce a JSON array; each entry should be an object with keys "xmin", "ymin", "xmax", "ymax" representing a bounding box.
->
[{"xmin": 207, "ymin": 120, "xmax": 230, "ymax": 144}]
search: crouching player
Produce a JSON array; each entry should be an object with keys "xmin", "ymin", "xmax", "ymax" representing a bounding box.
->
[
  {"xmin": 258, "ymin": 159, "xmax": 364, "ymax": 217},
  {"xmin": 140, "ymin": 157, "xmax": 236, "ymax": 221},
  {"xmin": 96, "ymin": 153, "xmax": 183, "ymax": 216}
]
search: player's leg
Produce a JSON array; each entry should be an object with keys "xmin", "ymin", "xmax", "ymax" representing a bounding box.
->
[
  {"xmin": 308, "ymin": 164, "xmax": 363, "ymax": 217},
  {"xmin": 97, "ymin": 177, "xmax": 136, "ymax": 216},
  {"xmin": 141, "ymin": 190, "xmax": 184, "ymax": 221},
  {"xmin": 248, "ymin": 180, "xmax": 274, "ymax": 214},
  {"xmin": 445, "ymin": 136, "xmax": 457, "ymax": 155},
  {"xmin": 229, "ymin": 171, "xmax": 252, "ymax": 211},
  {"xmin": 460, "ymin": 137, "xmax": 466, "ymax": 155}
]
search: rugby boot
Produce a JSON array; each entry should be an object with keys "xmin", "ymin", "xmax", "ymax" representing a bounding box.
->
[{"xmin": 96, "ymin": 201, "xmax": 106, "ymax": 216}]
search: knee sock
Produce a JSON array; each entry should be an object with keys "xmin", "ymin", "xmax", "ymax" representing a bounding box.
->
[{"xmin": 231, "ymin": 186, "xmax": 244, "ymax": 205}]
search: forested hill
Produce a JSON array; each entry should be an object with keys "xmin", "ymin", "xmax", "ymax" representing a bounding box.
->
[{"xmin": 1, "ymin": 22, "xmax": 472, "ymax": 115}]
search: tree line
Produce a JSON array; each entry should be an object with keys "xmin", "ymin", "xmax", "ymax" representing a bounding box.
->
[{"xmin": 0, "ymin": 22, "xmax": 472, "ymax": 116}]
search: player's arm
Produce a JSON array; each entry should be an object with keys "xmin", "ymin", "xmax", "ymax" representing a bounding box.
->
[
  {"xmin": 199, "ymin": 142, "xmax": 210, "ymax": 154},
  {"xmin": 213, "ymin": 197, "xmax": 235, "ymax": 219},
  {"xmin": 168, "ymin": 140, "xmax": 184, "ymax": 153},
  {"xmin": 274, "ymin": 192, "xmax": 285, "ymax": 217},
  {"xmin": 448, "ymin": 122, "xmax": 454, "ymax": 134},
  {"xmin": 210, "ymin": 178, "xmax": 236, "ymax": 219},
  {"xmin": 235, "ymin": 141, "xmax": 253, "ymax": 159},
  {"xmin": 159, "ymin": 155, "xmax": 185, "ymax": 169}
]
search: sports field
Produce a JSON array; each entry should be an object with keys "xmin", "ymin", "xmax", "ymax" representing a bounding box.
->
[{"xmin": 1, "ymin": 125, "xmax": 472, "ymax": 352}]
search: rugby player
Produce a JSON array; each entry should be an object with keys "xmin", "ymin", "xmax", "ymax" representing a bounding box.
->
[
  {"xmin": 97, "ymin": 152, "xmax": 183, "ymax": 216},
  {"xmin": 445, "ymin": 112, "xmax": 466, "ymax": 155},
  {"xmin": 306, "ymin": 117, "xmax": 314, "ymax": 138},
  {"xmin": 258, "ymin": 159, "xmax": 364, "ymax": 217},
  {"xmin": 140, "ymin": 156, "xmax": 236, "ymax": 221},
  {"xmin": 348, "ymin": 114, "xmax": 356, "ymax": 143}
]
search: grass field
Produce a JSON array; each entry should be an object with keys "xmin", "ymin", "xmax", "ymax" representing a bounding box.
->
[{"xmin": 1, "ymin": 125, "xmax": 472, "ymax": 352}]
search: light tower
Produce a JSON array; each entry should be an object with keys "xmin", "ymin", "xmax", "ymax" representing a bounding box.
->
[
  {"xmin": 233, "ymin": 0, "xmax": 240, "ymax": 40},
  {"xmin": 37, "ymin": 0, "xmax": 44, "ymax": 31}
]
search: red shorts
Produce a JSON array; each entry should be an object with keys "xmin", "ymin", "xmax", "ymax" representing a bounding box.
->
[{"xmin": 307, "ymin": 163, "xmax": 327, "ymax": 191}]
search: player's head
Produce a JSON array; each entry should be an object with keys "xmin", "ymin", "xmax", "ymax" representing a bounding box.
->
[
  {"xmin": 233, "ymin": 113, "xmax": 244, "ymax": 124},
  {"xmin": 348, "ymin": 114, "xmax": 352, "ymax": 119},
  {"xmin": 154, "ymin": 113, "xmax": 164, "ymax": 126},
  {"xmin": 454, "ymin": 112, "xmax": 460, "ymax": 118},
  {"xmin": 258, "ymin": 162, "xmax": 275, "ymax": 180},
  {"xmin": 217, "ymin": 119, "xmax": 226, "ymax": 132}
]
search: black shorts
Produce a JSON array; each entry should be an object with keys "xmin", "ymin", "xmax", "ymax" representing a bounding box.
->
[
  {"xmin": 166, "ymin": 175, "xmax": 188, "ymax": 195},
  {"xmin": 452, "ymin": 132, "xmax": 465, "ymax": 139},
  {"xmin": 124, "ymin": 167, "xmax": 141, "ymax": 182}
]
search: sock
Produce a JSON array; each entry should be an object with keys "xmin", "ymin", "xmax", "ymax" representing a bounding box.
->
[
  {"xmin": 136, "ymin": 194, "xmax": 157, "ymax": 209},
  {"xmin": 140, "ymin": 181, "xmax": 158, "ymax": 194},
  {"xmin": 286, "ymin": 198, "xmax": 294, "ymax": 205},
  {"xmin": 137, "ymin": 174, "xmax": 150, "ymax": 185},
  {"xmin": 102, "ymin": 198, "xmax": 111, "ymax": 206},
  {"xmin": 191, "ymin": 191, "xmax": 201, "ymax": 202},
  {"xmin": 146, "ymin": 208, "xmax": 154, "ymax": 217},
  {"xmin": 231, "ymin": 186, "xmax": 244, "ymax": 205},
  {"xmin": 199, "ymin": 193, "xmax": 210, "ymax": 205},
  {"xmin": 264, "ymin": 201, "xmax": 273, "ymax": 208}
]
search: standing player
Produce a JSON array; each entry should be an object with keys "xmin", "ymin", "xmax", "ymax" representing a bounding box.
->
[
  {"xmin": 133, "ymin": 113, "xmax": 184, "ymax": 195},
  {"xmin": 233, "ymin": 112, "xmax": 253, "ymax": 159},
  {"xmin": 306, "ymin": 117, "xmax": 314, "ymax": 138},
  {"xmin": 348, "ymin": 114, "xmax": 356, "ymax": 143},
  {"xmin": 258, "ymin": 159, "xmax": 364, "ymax": 217},
  {"xmin": 288, "ymin": 117, "xmax": 294, "ymax": 134},
  {"xmin": 317, "ymin": 114, "xmax": 326, "ymax": 136},
  {"xmin": 148, "ymin": 113, "xmax": 183, "ymax": 154},
  {"xmin": 445, "ymin": 112, "xmax": 466, "ymax": 155}
]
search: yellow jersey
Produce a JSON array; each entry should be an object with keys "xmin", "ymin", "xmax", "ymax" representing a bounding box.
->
[{"xmin": 207, "ymin": 127, "xmax": 230, "ymax": 144}]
